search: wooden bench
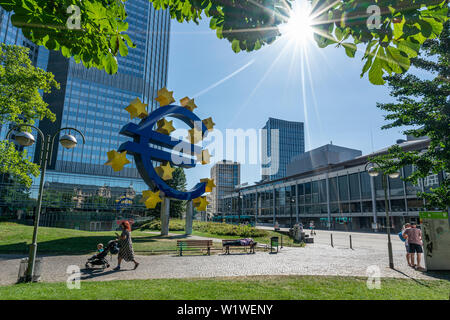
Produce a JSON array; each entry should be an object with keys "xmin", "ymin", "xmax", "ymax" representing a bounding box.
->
[
  {"xmin": 177, "ymin": 240, "xmax": 213, "ymax": 256},
  {"xmin": 222, "ymin": 240, "xmax": 257, "ymax": 254}
]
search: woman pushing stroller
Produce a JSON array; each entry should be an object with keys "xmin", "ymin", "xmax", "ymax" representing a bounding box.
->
[{"xmin": 114, "ymin": 221, "xmax": 140, "ymax": 271}]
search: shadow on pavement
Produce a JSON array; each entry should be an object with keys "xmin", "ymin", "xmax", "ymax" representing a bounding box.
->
[
  {"xmin": 80, "ymin": 267, "xmax": 132, "ymax": 280},
  {"xmin": 392, "ymin": 268, "xmax": 450, "ymax": 285}
]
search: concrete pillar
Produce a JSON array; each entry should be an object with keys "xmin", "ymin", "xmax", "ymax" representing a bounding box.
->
[
  {"xmin": 295, "ymin": 184, "xmax": 299, "ymax": 223},
  {"xmin": 370, "ymin": 175, "xmax": 377, "ymax": 231},
  {"xmin": 160, "ymin": 197, "xmax": 170, "ymax": 236},
  {"xmin": 272, "ymin": 188, "xmax": 276, "ymax": 225},
  {"xmin": 185, "ymin": 200, "xmax": 193, "ymax": 235},
  {"xmin": 326, "ymin": 173, "xmax": 331, "ymax": 230}
]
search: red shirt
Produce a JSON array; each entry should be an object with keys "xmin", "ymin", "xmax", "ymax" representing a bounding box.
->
[{"xmin": 403, "ymin": 228, "xmax": 422, "ymax": 245}]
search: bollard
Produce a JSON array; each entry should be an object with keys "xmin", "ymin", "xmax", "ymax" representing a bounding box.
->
[
  {"xmin": 281, "ymin": 235, "xmax": 283, "ymax": 249},
  {"xmin": 349, "ymin": 235, "xmax": 353, "ymax": 250},
  {"xmin": 331, "ymin": 233, "xmax": 334, "ymax": 247}
]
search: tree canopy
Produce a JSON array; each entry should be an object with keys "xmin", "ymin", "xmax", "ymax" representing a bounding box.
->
[
  {"xmin": 0, "ymin": 44, "xmax": 59, "ymax": 187},
  {"xmin": 0, "ymin": 1, "xmax": 447, "ymax": 84},
  {"xmin": 371, "ymin": 20, "xmax": 449, "ymax": 210}
]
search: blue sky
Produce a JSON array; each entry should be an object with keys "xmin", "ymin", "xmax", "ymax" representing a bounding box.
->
[{"xmin": 167, "ymin": 14, "xmax": 405, "ymax": 190}]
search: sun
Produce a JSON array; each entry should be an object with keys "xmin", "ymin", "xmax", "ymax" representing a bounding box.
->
[{"xmin": 279, "ymin": 1, "xmax": 314, "ymax": 46}]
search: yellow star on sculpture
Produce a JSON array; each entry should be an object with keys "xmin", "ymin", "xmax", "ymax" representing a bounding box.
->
[
  {"xmin": 196, "ymin": 149, "xmax": 210, "ymax": 165},
  {"xmin": 202, "ymin": 117, "xmax": 215, "ymax": 131},
  {"xmin": 155, "ymin": 87, "xmax": 175, "ymax": 107},
  {"xmin": 193, "ymin": 196, "xmax": 209, "ymax": 212},
  {"xmin": 187, "ymin": 127, "xmax": 203, "ymax": 144},
  {"xmin": 125, "ymin": 98, "xmax": 148, "ymax": 119},
  {"xmin": 180, "ymin": 96, "xmax": 197, "ymax": 112},
  {"xmin": 155, "ymin": 162, "xmax": 175, "ymax": 180},
  {"xmin": 104, "ymin": 150, "xmax": 131, "ymax": 172},
  {"xmin": 156, "ymin": 118, "xmax": 175, "ymax": 135},
  {"xmin": 200, "ymin": 178, "xmax": 216, "ymax": 193},
  {"xmin": 142, "ymin": 190, "xmax": 162, "ymax": 209}
]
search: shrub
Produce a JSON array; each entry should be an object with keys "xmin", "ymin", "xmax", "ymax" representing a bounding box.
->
[
  {"xmin": 131, "ymin": 218, "xmax": 155, "ymax": 230},
  {"xmin": 139, "ymin": 219, "xmax": 185, "ymax": 231},
  {"xmin": 138, "ymin": 219, "xmax": 269, "ymax": 238}
]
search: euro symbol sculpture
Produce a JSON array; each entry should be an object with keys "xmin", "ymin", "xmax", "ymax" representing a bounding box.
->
[
  {"xmin": 105, "ymin": 89, "xmax": 216, "ymax": 236},
  {"xmin": 118, "ymin": 104, "xmax": 208, "ymax": 200}
]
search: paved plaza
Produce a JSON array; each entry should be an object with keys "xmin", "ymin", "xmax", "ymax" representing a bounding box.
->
[{"xmin": 1, "ymin": 230, "xmax": 447, "ymax": 286}]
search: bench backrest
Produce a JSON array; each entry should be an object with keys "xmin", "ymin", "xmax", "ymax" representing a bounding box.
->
[{"xmin": 177, "ymin": 240, "xmax": 212, "ymax": 247}]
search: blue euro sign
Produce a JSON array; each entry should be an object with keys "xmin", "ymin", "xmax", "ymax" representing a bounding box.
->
[{"xmin": 118, "ymin": 105, "xmax": 207, "ymax": 201}]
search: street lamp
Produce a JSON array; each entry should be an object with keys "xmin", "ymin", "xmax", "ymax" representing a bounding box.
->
[
  {"xmin": 7, "ymin": 125, "xmax": 85, "ymax": 282},
  {"xmin": 365, "ymin": 162, "xmax": 400, "ymax": 269}
]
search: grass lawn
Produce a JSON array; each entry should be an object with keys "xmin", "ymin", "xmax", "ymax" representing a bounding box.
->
[
  {"xmin": 0, "ymin": 275, "xmax": 448, "ymax": 300},
  {"xmin": 0, "ymin": 222, "xmax": 221, "ymax": 255},
  {"xmin": 0, "ymin": 221, "xmax": 290, "ymax": 256}
]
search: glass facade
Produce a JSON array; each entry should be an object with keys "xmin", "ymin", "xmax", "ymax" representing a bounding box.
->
[
  {"xmin": 222, "ymin": 140, "xmax": 441, "ymax": 232},
  {"xmin": 210, "ymin": 161, "xmax": 240, "ymax": 216},
  {"xmin": 38, "ymin": 0, "xmax": 170, "ymax": 190},
  {"xmin": 0, "ymin": 7, "xmax": 45, "ymax": 162},
  {"xmin": 261, "ymin": 117, "xmax": 305, "ymax": 181}
]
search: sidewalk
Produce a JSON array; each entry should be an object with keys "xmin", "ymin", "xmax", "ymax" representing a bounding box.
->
[{"xmin": 1, "ymin": 241, "xmax": 446, "ymax": 286}]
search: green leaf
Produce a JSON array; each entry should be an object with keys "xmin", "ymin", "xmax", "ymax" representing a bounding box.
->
[
  {"xmin": 343, "ymin": 43, "xmax": 357, "ymax": 58},
  {"xmin": 231, "ymin": 39, "xmax": 241, "ymax": 53},
  {"xmin": 397, "ymin": 40, "xmax": 420, "ymax": 58},
  {"xmin": 368, "ymin": 49, "xmax": 385, "ymax": 85},
  {"xmin": 103, "ymin": 53, "xmax": 118, "ymax": 75},
  {"xmin": 118, "ymin": 38, "xmax": 128, "ymax": 57},
  {"xmin": 386, "ymin": 46, "xmax": 410, "ymax": 74}
]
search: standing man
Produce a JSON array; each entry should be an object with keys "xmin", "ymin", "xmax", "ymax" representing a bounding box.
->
[
  {"xmin": 403, "ymin": 222, "xmax": 425, "ymax": 271},
  {"xmin": 399, "ymin": 223, "xmax": 412, "ymax": 267}
]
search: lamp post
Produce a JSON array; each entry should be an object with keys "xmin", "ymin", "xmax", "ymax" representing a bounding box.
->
[
  {"xmin": 290, "ymin": 197, "xmax": 295, "ymax": 228},
  {"xmin": 234, "ymin": 183, "xmax": 248, "ymax": 225},
  {"xmin": 6, "ymin": 125, "xmax": 85, "ymax": 282},
  {"xmin": 365, "ymin": 162, "xmax": 400, "ymax": 269}
]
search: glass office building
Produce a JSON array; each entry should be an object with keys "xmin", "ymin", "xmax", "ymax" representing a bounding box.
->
[
  {"xmin": 34, "ymin": 0, "xmax": 171, "ymax": 193},
  {"xmin": 0, "ymin": 7, "xmax": 48, "ymax": 162},
  {"xmin": 209, "ymin": 160, "xmax": 241, "ymax": 217},
  {"xmin": 222, "ymin": 138, "xmax": 444, "ymax": 233},
  {"xmin": 261, "ymin": 117, "xmax": 305, "ymax": 181}
]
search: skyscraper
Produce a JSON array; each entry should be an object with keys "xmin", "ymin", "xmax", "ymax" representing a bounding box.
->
[
  {"xmin": 34, "ymin": 0, "xmax": 171, "ymax": 192},
  {"xmin": 261, "ymin": 117, "xmax": 305, "ymax": 181},
  {"xmin": 0, "ymin": 8, "xmax": 39, "ymax": 63},
  {"xmin": 0, "ymin": 7, "xmax": 48, "ymax": 162},
  {"xmin": 210, "ymin": 160, "xmax": 240, "ymax": 216}
]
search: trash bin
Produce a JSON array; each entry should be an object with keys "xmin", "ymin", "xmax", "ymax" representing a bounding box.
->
[
  {"xmin": 270, "ymin": 236, "xmax": 279, "ymax": 254},
  {"xmin": 17, "ymin": 258, "xmax": 42, "ymax": 283}
]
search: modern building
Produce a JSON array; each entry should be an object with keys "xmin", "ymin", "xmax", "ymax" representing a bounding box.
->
[
  {"xmin": 210, "ymin": 160, "xmax": 240, "ymax": 217},
  {"xmin": 286, "ymin": 144, "xmax": 362, "ymax": 177},
  {"xmin": 33, "ymin": 0, "xmax": 171, "ymax": 194},
  {"xmin": 0, "ymin": 7, "xmax": 49, "ymax": 162},
  {"xmin": 221, "ymin": 137, "xmax": 443, "ymax": 233},
  {"xmin": 0, "ymin": 8, "xmax": 40, "ymax": 64},
  {"xmin": 261, "ymin": 117, "xmax": 304, "ymax": 181}
]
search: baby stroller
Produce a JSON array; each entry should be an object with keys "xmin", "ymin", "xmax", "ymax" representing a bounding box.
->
[{"xmin": 85, "ymin": 240, "xmax": 120, "ymax": 269}]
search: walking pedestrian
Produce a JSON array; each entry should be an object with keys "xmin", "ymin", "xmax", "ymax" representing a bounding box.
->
[{"xmin": 114, "ymin": 221, "xmax": 139, "ymax": 271}]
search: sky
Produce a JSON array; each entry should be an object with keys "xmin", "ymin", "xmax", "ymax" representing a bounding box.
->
[{"xmin": 166, "ymin": 5, "xmax": 407, "ymax": 190}]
